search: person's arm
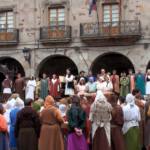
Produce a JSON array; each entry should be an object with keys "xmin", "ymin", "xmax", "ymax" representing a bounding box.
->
[{"xmin": 55, "ymin": 109, "xmax": 64, "ymax": 124}]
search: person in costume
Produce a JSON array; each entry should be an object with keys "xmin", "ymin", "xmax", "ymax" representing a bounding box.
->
[
  {"xmin": 128, "ymin": 69, "xmax": 135, "ymax": 93},
  {"xmin": 110, "ymin": 70, "xmax": 120, "ymax": 95},
  {"xmin": 40, "ymin": 73, "xmax": 49, "ymax": 100},
  {"xmin": 108, "ymin": 94, "xmax": 125, "ymax": 150},
  {"xmin": 135, "ymin": 70, "xmax": 145, "ymax": 96},
  {"xmin": 49, "ymin": 74, "xmax": 61, "ymax": 99},
  {"xmin": 25, "ymin": 76, "xmax": 36, "ymax": 100},
  {"xmin": 14, "ymin": 73, "xmax": 25, "ymax": 100},
  {"xmin": 89, "ymin": 91, "xmax": 112, "ymax": 150},
  {"xmin": 67, "ymin": 95, "xmax": 88, "ymax": 150},
  {"xmin": 122, "ymin": 94, "xmax": 141, "ymax": 150},
  {"xmin": 39, "ymin": 96, "xmax": 64, "ymax": 150},
  {"xmin": 65, "ymin": 69, "xmax": 75, "ymax": 96},
  {"xmin": 120, "ymin": 72, "xmax": 130, "ymax": 97},
  {"xmin": 2, "ymin": 74, "xmax": 12, "ymax": 102},
  {"xmin": 15, "ymin": 99, "xmax": 41, "ymax": 150},
  {"xmin": 9, "ymin": 99, "xmax": 24, "ymax": 150}
]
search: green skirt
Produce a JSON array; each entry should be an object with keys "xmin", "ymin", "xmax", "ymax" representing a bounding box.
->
[{"xmin": 124, "ymin": 126, "xmax": 140, "ymax": 150}]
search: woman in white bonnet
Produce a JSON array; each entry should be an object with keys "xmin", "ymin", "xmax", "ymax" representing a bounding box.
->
[
  {"xmin": 122, "ymin": 93, "xmax": 141, "ymax": 150},
  {"xmin": 89, "ymin": 90, "xmax": 112, "ymax": 150}
]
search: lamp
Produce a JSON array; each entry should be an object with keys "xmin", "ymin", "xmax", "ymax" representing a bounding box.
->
[{"xmin": 22, "ymin": 47, "xmax": 31, "ymax": 65}]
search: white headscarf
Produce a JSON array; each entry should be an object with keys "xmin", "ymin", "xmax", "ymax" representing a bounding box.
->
[
  {"xmin": 125, "ymin": 93, "xmax": 136, "ymax": 109},
  {"xmin": 95, "ymin": 90, "xmax": 107, "ymax": 102},
  {"xmin": 126, "ymin": 93, "xmax": 135, "ymax": 105},
  {"xmin": 14, "ymin": 98, "xmax": 24, "ymax": 109}
]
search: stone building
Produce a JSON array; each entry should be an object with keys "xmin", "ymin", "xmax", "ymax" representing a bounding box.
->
[{"xmin": 0, "ymin": 0, "xmax": 149, "ymax": 86}]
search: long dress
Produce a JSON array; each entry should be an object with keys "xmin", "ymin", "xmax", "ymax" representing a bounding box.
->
[
  {"xmin": 89, "ymin": 97, "xmax": 112, "ymax": 150},
  {"xmin": 122, "ymin": 103, "xmax": 141, "ymax": 150},
  {"xmin": 65, "ymin": 75, "xmax": 74, "ymax": 96},
  {"xmin": 67, "ymin": 105, "xmax": 88, "ymax": 150},
  {"xmin": 14, "ymin": 78, "xmax": 25, "ymax": 100},
  {"xmin": 110, "ymin": 75, "xmax": 120, "ymax": 94},
  {"xmin": 40, "ymin": 79, "xmax": 49, "ymax": 100},
  {"xmin": 9, "ymin": 108, "xmax": 20, "ymax": 149},
  {"xmin": 120, "ymin": 77, "xmax": 130, "ymax": 97},
  {"xmin": 146, "ymin": 76, "xmax": 150, "ymax": 95},
  {"xmin": 35, "ymin": 80, "xmax": 41, "ymax": 99},
  {"xmin": 128, "ymin": 74, "xmax": 135, "ymax": 93},
  {"xmin": 49, "ymin": 79, "xmax": 61, "ymax": 99},
  {"xmin": 111, "ymin": 105, "xmax": 125, "ymax": 150},
  {"xmin": 15, "ymin": 106, "xmax": 41, "ymax": 150},
  {"xmin": 2, "ymin": 78, "xmax": 12, "ymax": 102},
  {"xmin": 39, "ymin": 107, "xmax": 64, "ymax": 150},
  {"xmin": 135, "ymin": 73, "xmax": 145, "ymax": 96},
  {"xmin": 25, "ymin": 80, "xmax": 36, "ymax": 100},
  {"xmin": 0, "ymin": 114, "xmax": 9, "ymax": 150}
]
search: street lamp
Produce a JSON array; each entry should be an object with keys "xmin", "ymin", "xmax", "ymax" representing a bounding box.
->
[{"xmin": 22, "ymin": 47, "xmax": 31, "ymax": 65}]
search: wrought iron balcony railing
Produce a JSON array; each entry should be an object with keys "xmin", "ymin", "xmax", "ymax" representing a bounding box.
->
[
  {"xmin": 80, "ymin": 20, "xmax": 141, "ymax": 39},
  {"xmin": 40, "ymin": 25, "xmax": 72, "ymax": 43},
  {"xmin": 0, "ymin": 28, "xmax": 19, "ymax": 45}
]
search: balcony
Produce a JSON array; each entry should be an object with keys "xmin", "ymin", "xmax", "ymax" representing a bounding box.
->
[
  {"xmin": 80, "ymin": 20, "xmax": 141, "ymax": 46},
  {"xmin": 0, "ymin": 28, "xmax": 19, "ymax": 45},
  {"xmin": 40, "ymin": 25, "xmax": 72, "ymax": 44}
]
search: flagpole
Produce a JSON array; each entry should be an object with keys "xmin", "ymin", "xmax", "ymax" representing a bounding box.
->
[{"xmin": 95, "ymin": 0, "xmax": 100, "ymax": 35}]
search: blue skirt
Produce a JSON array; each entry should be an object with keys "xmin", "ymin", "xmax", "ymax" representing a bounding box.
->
[{"xmin": 0, "ymin": 132, "xmax": 9, "ymax": 150}]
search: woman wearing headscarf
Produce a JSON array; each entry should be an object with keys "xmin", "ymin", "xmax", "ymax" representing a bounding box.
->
[
  {"xmin": 39, "ymin": 96, "xmax": 64, "ymax": 150},
  {"xmin": 89, "ymin": 91, "xmax": 112, "ymax": 150},
  {"xmin": 67, "ymin": 95, "xmax": 88, "ymax": 150},
  {"xmin": 15, "ymin": 99, "xmax": 41, "ymax": 150},
  {"xmin": 122, "ymin": 93, "xmax": 141, "ymax": 150},
  {"xmin": 76, "ymin": 78, "xmax": 86, "ymax": 96},
  {"xmin": 108, "ymin": 94, "xmax": 125, "ymax": 150},
  {"xmin": 9, "ymin": 99, "xmax": 24, "ymax": 150},
  {"xmin": 0, "ymin": 103, "xmax": 9, "ymax": 150}
]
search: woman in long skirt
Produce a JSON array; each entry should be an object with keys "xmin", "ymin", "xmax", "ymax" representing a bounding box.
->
[
  {"xmin": 89, "ymin": 91, "xmax": 112, "ymax": 150},
  {"xmin": 122, "ymin": 94, "xmax": 141, "ymax": 150},
  {"xmin": 39, "ymin": 96, "xmax": 64, "ymax": 150},
  {"xmin": 67, "ymin": 95, "xmax": 88, "ymax": 150}
]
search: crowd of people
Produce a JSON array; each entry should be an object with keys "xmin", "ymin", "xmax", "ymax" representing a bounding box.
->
[{"xmin": 0, "ymin": 68, "xmax": 150, "ymax": 150}]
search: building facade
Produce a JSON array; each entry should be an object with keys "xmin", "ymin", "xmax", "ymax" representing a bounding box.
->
[{"xmin": 0, "ymin": 0, "xmax": 149, "ymax": 81}]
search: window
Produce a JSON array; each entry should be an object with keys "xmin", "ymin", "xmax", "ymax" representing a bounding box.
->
[
  {"xmin": 103, "ymin": 4, "xmax": 120, "ymax": 26},
  {"xmin": 0, "ymin": 11, "xmax": 13, "ymax": 29},
  {"xmin": 49, "ymin": 8, "xmax": 65, "ymax": 26}
]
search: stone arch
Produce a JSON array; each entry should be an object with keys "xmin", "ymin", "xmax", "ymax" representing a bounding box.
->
[
  {"xmin": 0, "ymin": 57, "xmax": 25, "ymax": 78},
  {"xmin": 37, "ymin": 54, "xmax": 78, "ymax": 77},
  {"xmin": 91, "ymin": 52, "xmax": 135, "ymax": 75}
]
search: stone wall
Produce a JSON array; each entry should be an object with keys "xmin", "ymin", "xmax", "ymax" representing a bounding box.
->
[{"xmin": 0, "ymin": 0, "xmax": 149, "ymax": 77}]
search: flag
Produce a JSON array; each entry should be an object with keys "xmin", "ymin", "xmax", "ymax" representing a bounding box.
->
[{"xmin": 89, "ymin": 0, "xmax": 97, "ymax": 15}]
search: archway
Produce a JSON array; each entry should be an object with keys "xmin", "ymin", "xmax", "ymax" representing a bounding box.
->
[
  {"xmin": 38, "ymin": 55, "xmax": 78, "ymax": 77},
  {"xmin": 91, "ymin": 52, "xmax": 135, "ymax": 75},
  {"xmin": 0, "ymin": 57, "xmax": 25, "ymax": 80}
]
